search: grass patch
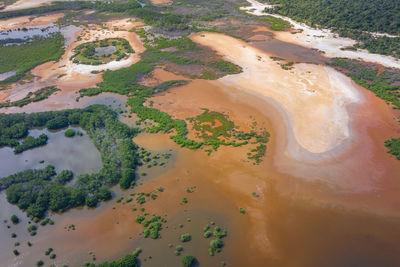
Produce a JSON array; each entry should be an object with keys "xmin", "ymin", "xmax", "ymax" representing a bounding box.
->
[
  {"xmin": 0, "ymin": 34, "xmax": 64, "ymax": 85},
  {"xmin": 260, "ymin": 15, "xmax": 291, "ymax": 31}
]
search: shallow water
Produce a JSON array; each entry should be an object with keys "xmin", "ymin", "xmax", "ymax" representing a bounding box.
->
[
  {"xmin": 0, "ymin": 70, "xmax": 17, "ymax": 81},
  {"xmin": 0, "ymin": 127, "xmax": 102, "ymax": 177},
  {"xmin": 0, "ymin": 24, "xmax": 60, "ymax": 44},
  {"xmin": 0, "ymin": 126, "xmax": 102, "ymax": 266}
]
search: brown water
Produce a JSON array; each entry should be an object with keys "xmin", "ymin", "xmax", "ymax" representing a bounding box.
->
[{"xmin": 1, "ymin": 25, "xmax": 400, "ymax": 267}]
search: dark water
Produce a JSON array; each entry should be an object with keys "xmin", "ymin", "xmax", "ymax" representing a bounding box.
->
[{"xmin": 252, "ymin": 39, "xmax": 327, "ymax": 64}]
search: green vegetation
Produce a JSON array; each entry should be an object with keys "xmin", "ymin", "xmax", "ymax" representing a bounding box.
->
[
  {"xmin": 64, "ymin": 129, "xmax": 76, "ymax": 137},
  {"xmin": 385, "ymin": 138, "xmax": 400, "ymax": 160},
  {"xmin": 182, "ymin": 255, "xmax": 196, "ymax": 267},
  {"xmin": 14, "ymin": 134, "xmax": 48, "ymax": 154},
  {"xmin": 75, "ymin": 30, "xmax": 268, "ymax": 162},
  {"xmin": 96, "ymin": 247, "xmax": 141, "ymax": 267},
  {"xmin": 0, "ymin": 105, "xmax": 139, "ymax": 218},
  {"xmin": 180, "ymin": 233, "xmax": 191, "ymax": 242},
  {"xmin": 189, "ymin": 109, "xmax": 270, "ymax": 163},
  {"xmin": 0, "ymin": 87, "xmax": 60, "ymax": 108},
  {"xmin": 40, "ymin": 217, "xmax": 55, "ymax": 225},
  {"xmin": 135, "ymin": 215, "xmax": 166, "ymax": 239},
  {"xmin": 203, "ymin": 223, "xmax": 227, "ymax": 256},
  {"xmin": 266, "ymin": 0, "xmax": 400, "ymax": 58},
  {"xmin": 0, "ymin": 34, "xmax": 64, "ymax": 84},
  {"xmin": 329, "ymin": 58, "xmax": 400, "ymax": 160},
  {"xmin": 28, "ymin": 224, "xmax": 37, "ymax": 236},
  {"xmin": 239, "ymin": 208, "xmax": 246, "ymax": 214},
  {"xmin": 259, "ymin": 15, "xmax": 291, "ymax": 31},
  {"xmin": 45, "ymin": 248, "xmax": 53, "ymax": 256},
  {"xmin": 329, "ymin": 58, "xmax": 400, "ymax": 109},
  {"xmin": 71, "ymin": 38, "xmax": 133, "ymax": 65},
  {"xmin": 175, "ymin": 245, "xmax": 184, "ymax": 256},
  {"xmin": 10, "ymin": 214, "xmax": 19, "ymax": 224}
]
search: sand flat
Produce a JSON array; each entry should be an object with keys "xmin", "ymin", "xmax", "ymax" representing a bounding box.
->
[
  {"xmin": 0, "ymin": 13, "xmax": 64, "ymax": 31},
  {"xmin": 192, "ymin": 32, "xmax": 361, "ymax": 154}
]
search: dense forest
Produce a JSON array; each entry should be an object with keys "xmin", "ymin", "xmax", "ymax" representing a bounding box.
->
[
  {"xmin": 0, "ymin": 105, "xmax": 139, "ymax": 218},
  {"xmin": 265, "ymin": 0, "xmax": 400, "ymax": 58}
]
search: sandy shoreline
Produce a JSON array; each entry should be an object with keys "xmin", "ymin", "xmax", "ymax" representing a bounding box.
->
[
  {"xmin": 192, "ymin": 32, "xmax": 361, "ymax": 155},
  {"xmin": 242, "ymin": 0, "xmax": 400, "ymax": 69}
]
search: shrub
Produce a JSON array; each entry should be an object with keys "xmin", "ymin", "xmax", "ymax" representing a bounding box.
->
[
  {"xmin": 204, "ymin": 231, "xmax": 212, "ymax": 238},
  {"xmin": 10, "ymin": 214, "xmax": 19, "ymax": 224},
  {"xmin": 182, "ymin": 255, "xmax": 196, "ymax": 267},
  {"xmin": 86, "ymin": 196, "xmax": 98, "ymax": 208},
  {"xmin": 120, "ymin": 169, "xmax": 135, "ymax": 189},
  {"xmin": 64, "ymin": 129, "xmax": 76, "ymax": 137},
  {"xmin": 180, "ymin": 233, "xmax": 191, "ymax": 242}
]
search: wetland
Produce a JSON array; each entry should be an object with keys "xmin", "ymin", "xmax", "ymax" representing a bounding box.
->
[{"xmin": 0, "ymin": 0, "xmax": 400, "ymax": 266}]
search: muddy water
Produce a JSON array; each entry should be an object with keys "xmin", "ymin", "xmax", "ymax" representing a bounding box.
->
[
  {"xmin": 1, "ymin": 20, "xmax": 400, "ymax": 267},
  {"xmin": 1, "ymin": 77, "xmax": 400, "ymax": 266}
]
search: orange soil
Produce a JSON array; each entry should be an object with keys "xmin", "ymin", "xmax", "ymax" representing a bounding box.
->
[
  {"xmin": 0, "ymin": 13, "xmax": 64, "ymax": 31},
  {"xmin": 1, "ymin": 19, "xmax": 146, "ymax": 113},
  {"xmin": 150, "ymin": 0, "xmax": 172, "ymax": 5}
]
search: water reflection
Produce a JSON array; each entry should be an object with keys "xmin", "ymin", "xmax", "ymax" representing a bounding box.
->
[{"xmin": 0, "ymin": 126, "xmax": 102, "ymax": 177}]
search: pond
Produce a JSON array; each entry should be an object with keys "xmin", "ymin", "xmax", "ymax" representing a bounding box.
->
[
  {"xmin": 0, "ymin": 126, "xmax": 102, "ymax": 266},
  {"xmin": 0, "ymin": 126, "xmax": 102, "ymax": 177}
]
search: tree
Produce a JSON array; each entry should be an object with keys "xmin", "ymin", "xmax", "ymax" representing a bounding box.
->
[
  {"xmin": 119, "ymin": 169, "xmax": 135, "ymax": 189},
  {"xmin": 10, "ymin": 214, "xmax": 19, "ymax": 224},
  {"xmin": 182, "ymin": 255, "xmax": 196, "ymax": 267},
  {"xmin": 85, "ymin": 196, "xmax": 98, "ymax": 208},
  {"xmin": 180, "ymin": 233, "xmax": 191, "ymax": 242}
]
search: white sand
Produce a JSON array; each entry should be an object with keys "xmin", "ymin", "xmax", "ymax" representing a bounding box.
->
[
  {"xmin": 192, "ymin": 32, "xmax": 362, "ymax": 154},
  {"xmin": 241, "ymin": 0, "xmax": 400, "ymax": 69}
]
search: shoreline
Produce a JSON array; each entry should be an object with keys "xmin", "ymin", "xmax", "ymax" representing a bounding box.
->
[{"xmin": 242, "ymin": 0, "xmax": 400, "ymax": 69}]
